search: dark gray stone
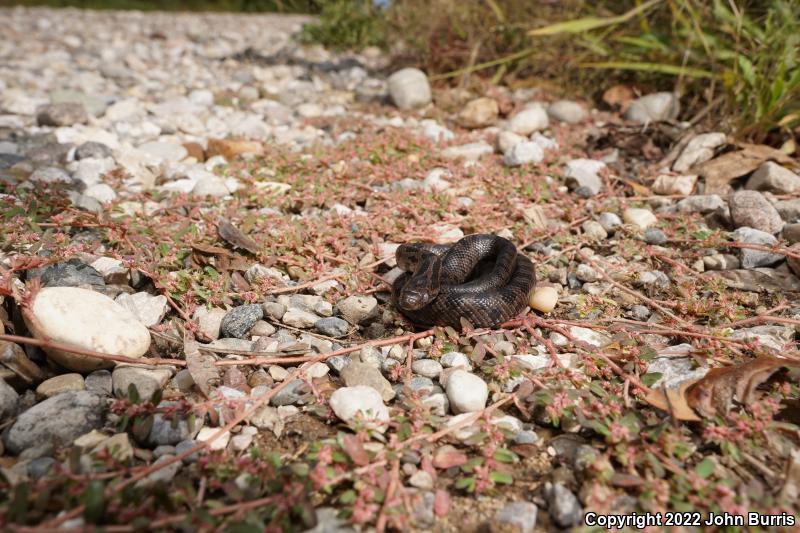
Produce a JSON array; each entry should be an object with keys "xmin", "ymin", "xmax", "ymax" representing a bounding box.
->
[
  {"xmin": 0, "ymin": 153, "xmax": 25, "ymax": 169},
  {"xmin": 644, "ymin": 228, "xmax": 667, "ymax": 245},
  {"xmin": 220, "ymin": 304, "xmax": 263, "ymax": 339},
  {"xmin": 84, "ymin": 369, "xmax": 112, "ymax": 396},
  {"xmin": 0, "ymin": 378, "xmax": 20, "ymax": 422},
  {"xmin": 39, "ymin": 259, "xmax": 105, "ymax": 288},
  {"xmin": 27, "ymin": 456, "xmax": 56, "ymax": 479},
  {"xmin": 314, "ymin": 316, "xmax": 350, "ymax": 338},
  {"xmin": 270, "ymin": 379, "xmax": 310, "ymax": 406},
  {"xmin": 146, "ymin": 401, "xmax": 202, "ymax": 446},
  {"xmin": 543, "ymin": 482, "xmax": 583, "ymax": 528},
  {"xmin": 36, "ymin": 102, "xmax": 88, "ymax": 127},
  {"xmin": 75, "ymin": 141, "xmax": 113, "ymax": 160},
  {"xmin": 494, "ymin": 501, "xmax": 538, "ymax": 533},
  {"xmin": 4, "ymin": 391, "xmax": 106, "ymax": 455}
]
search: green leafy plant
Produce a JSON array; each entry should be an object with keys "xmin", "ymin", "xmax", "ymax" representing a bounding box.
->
[{"xmin": 299, "ymin": 0, "xmax": 387, "ymax": 50}]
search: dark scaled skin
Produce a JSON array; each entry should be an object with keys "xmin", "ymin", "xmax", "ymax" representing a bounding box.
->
[{"xmin": 393, "ymin": 234, "xmax": 536, "ymax": 329}]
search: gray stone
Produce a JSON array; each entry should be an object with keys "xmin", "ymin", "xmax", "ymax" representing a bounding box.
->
[
  {"xmin": 494, "ymin": 501, "xmax": 538, "ymax": 533},
  {"xmin": 5, "ymin": 391, "xmax": 105, "ymax": 455},
  {"xmin": 598, "ymin": 212, "xmax": 622, "ymax": 233},
  {"xmin": 543, "ymin": 482, "xmax": 583, "ymax": 528},
  {"xmin": 547, "ymin": 100, "xmax": 586, "ymax": 124},
  {"xmin": 27, "ymin": 456, "xmax": 56, "ymax": 479},
  {"xmin": 84, "ymin": 370, "xmax": 112, "ymax": 396},
  {"xmin": 440, "ymin": 352, "xmax": 472, "ymax": 370},
  {"xmin": 112, "ymin": 365, "xmax": 173, "ymax": 400},
  {"xmin": 581, "ymin": 220, "xmax": 608, "ymax": 240},
  {"xmin": 193, "ymin": 306, "xmax": 226, "ymax": 341},
  {"xmin": 305, "ymin": 507, "xmax": 356, "ymax": 533},
  {"xmin": 624, "ymin": 92, "xmax": 680, "ymax": 124},
  {"xmin": 0, "ymin": 378, "xmax": 19, "ymax": 422},
  {"xmin": 39, "ymin": 259, "xmax": 105, "ymax": 288},
  {"xmin": 220, "ymin": 304, "xmax": 263, "ymax": 339},
  {"xmin": 282, "ymin": 307, "xmax": 321, "ymax": 328},
  {"xmin": 503, "ymin": 141, "xmax": 544, "ymax": 167},
  {"xmin": 337, "ymin": 295, "xmax": 379, "ymax": 325},
  {"xmin": 507, "ymin": 106, "xmax": 549, "ymax": 135},
  {"xmin": 677, "ymin": 195, "xmax": 726, "ymax": 214},
  {"xmin": 147, "ymin": 401, "xmax": 203, "ymax": 446},
  {"xmin": 135, "ymin": 454, "xmax": 181, "ymax": 488},
  {"xmin": 733, "ymin": 227, "xmax": 784, "ymax": 269},
  {"xmin": 387, "ymin": 68, "xmax": 431, "ymax": 109},
  {"xmin": 564, "ymin": 159, "xmax": 604, "ymax": 195},
  {"xmin": 271, "ymin": 379, "xmax": 310, "ymax": 406},
  {"xmin": 75, "ymin": 141, "xmax": 113, "ymax": 160},
  {"xmin": 50, "ymin": 90, "xmax": 107, "ymax": 117},
  {"xmin": 746, "ymin": 162, "xmax": 800, "ymax": 194},
  {"xmin": 776, "ymin": 199, "xmax": 800, "ymax": 222},
  {"xmin": 29, "ymin": 166, "xmax": 72, "ymax": 184},
  {"xmin": 36, "ymin": 373, "xmax": 85, "ymax": 398},
  {"xmin": 411, "ymin": 359, "xmax": 443, "ymax": 379},
  {"xmin": 315, "ymin": 316, "xmax": 350, "ymax": 338},
  {"xmin": 340, "ymin": 361, "xmax": 395, "ymax": 401},
  {"xmin": 644, "ymin": 228, "xmax": 667, "ymax": 245},
  {"xmin": 729, "ymin": 190, "xmax": 783, "ymax": 233},
  {"xmin": 36, "ymin": 102, "xmax": 88, "ymax": 126},
  {"xmin": 672, "ymin": 133, "xmax": 726, "ymax": 172}
]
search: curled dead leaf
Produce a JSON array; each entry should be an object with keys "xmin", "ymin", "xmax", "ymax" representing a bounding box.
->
[
  {"xmin": 645, "ymin": 356, "xmax": 800, "ymax": 420},
  {"xmin": 697, "ymin": 143, "xmax": 795, "ymax": 194},
  {"xmin": 686, "ymin": 355, "xmax": 799, "ymax": 419},
  {"xmin": 218, "ymin": 219, "xmax": 259, "ymax": 254}
]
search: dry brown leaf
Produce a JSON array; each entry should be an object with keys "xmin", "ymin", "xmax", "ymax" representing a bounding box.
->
[
  {"xmin": 696, "ymin": 143, "xmax": 795, "ymax": 194},
  {"xmin": 191, "ymin": 243, "xmax": 233, "ymax": 256},
  {"xmin": 643, "ymin": 381, "xmax": 702, "ymax": 422},
  {"xmin": 341, "ymin": 434, "xmax": 369, "ymax": 466},
  {"xmin": 686, "ymin": 355, "xmax": 799, "ymax": 418},
  {"xmin": 602, "ymin": 84, "xmax": 635, "ymax": 111},
  {"xmin": 218, "ymin": 219, "xmax": 259, "ymax": 254},
  {"xmin": 184, "ymin": 334, "xmax": 220, "ymax": 398}
]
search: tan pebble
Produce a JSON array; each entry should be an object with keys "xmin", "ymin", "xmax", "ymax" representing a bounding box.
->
[{"xmin": 529, "ymin": 286, "xmax": 558, "ymax": 313}]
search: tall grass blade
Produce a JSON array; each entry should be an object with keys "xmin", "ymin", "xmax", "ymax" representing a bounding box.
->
[
  {"xmin": 578, "ymin": 61, "xmax": 715, "ymax": 78},
  {"xmin": 528, "ymin": 0, "xmax": 663, "ymax": 37}
]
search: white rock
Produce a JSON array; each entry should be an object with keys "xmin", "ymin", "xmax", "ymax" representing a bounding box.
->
[
  {"xmin": 423, "ymin": 168, "xmax": 451, "ymax": 192},
  {"xmin": 193, "ymin": 307, "xmax": 226, "ymax": 340},
  {"xmin": 420, "ymin": 120, "xmax": 454, "ymax": 142},
  {"xmin": 329, "ymin": 386, "xmax": 390, "ymax": 432},
  {"xmin": 746, "ymin": 162, "xmax": 800, "ymax": 194},
  {"xmin": 547, "ymin": 100, "xmax": 587, "ymax": 123},
  {"xmin": 84, "ymin": 183, "xmax": 117, "ymax": 203},
  {"xmin": 529, "ymin": 286, "xmax": 558, "ymax": 313},
  {"xmin": 282, "ymin": 308, "xmax": 321, "ymax": 328},
  {"xmin": 564, "ymin": 159, "xmax": 605, "ymax": 195},
  {"xmin": 445, "ymin": 370, "xmax": 488, "ymax": 414},
  {"xmin": 137, "ymin": 141, "xmax": 187, "ymax": 163},
  {"xmin": 624, "ymin": 92, "xmax": 680, "ymax": 124},
  {"xmin": 441, "ymin": 141, "xmax": 494, "ymax": 162},
  {"xmin": 530, "ymin": 132, "xmax": 559, "ymax": 151},
  {"xmin": 652, "ymin": 174, "xmax": 697, "ymax": 196},
  {"xmin": 387, "ymin": 68, "xmax": 431, "ymax": 110},
  {"xmin": 673, "ymin": 133, "xmax": 726, "ymax": 172},
  {"xmin": 90, "ymin": 257, "xmax": 128, "ymax": 284},
  {"xmin": 25, "ymin": 287, "xmax": 151, "ymax": 372},
  {"xmin": 337, "ymin": 295, "xmax": 379, "ymax": 325},
  {"xmin": 440, "ymin": 352, "xmax": 472, "ymax": 370},
  {"xmin": 503, "ymin": 141, "xmax": 544, "ymax": 167},
  {"xmin": 508, "ymin": 106, "xmax": 549, "ymax": 135},
  {"xmin": 623, "ymin": 208, "xmax": 658, "ymax": 229},
  {"xmin": 115, "ymin": 292, "xmax": 168, "ymax": 327},
  {"xmin": 496, "ymin": 130, "xmax": 525, "ymax": 155},
  {"xmin": 412, "ymin": 359, "xmax": 443, "ymax": 378},
  {"xmin": 568, "ymin": 326, "xmax": 611, "ymax": 348},
  {"xmin": 196, "ymin": 427, "xmax": 231, "ymax": 451}
]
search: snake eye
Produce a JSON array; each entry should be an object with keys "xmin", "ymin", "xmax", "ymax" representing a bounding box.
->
[{"xmin": 399, "ymin": 288, "xmax": 432, "ymax": 310}]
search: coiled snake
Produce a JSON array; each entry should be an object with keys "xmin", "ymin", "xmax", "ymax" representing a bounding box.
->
[{"xmin": 392, "ymin": 234, "xmax": 536, "ymax": 328}]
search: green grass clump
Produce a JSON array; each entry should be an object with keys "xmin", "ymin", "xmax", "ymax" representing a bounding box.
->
[{"xmin": 298, "ymin": 0, "xmax": 387, "ymax": 50}]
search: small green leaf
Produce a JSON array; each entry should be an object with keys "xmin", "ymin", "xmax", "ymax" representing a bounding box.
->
[
  {"xmin": 81, "ymin": 481, "xmax": 105, "ymax": 523},
  {"xmin": 695, "ymin": 458, "xmax": 716, "ymax": 479},
  {"xmin": 127, "ymin": 383, "xmax": 141, "ymax": 404},
  {"xmin": 641, "ymin": 372, "xmax": 663, "ymax": 387},
  {"xmin": 493, "ymin": 448, "xmax": 519, "ymax": 464},
  {"xmin": 339, "ymin": 490, "xmax": 357, "ymax": 504},
  {"xmin": 490, "ymin": 471, "xmax": 514, "ymax": 485},
  {"xmin": 454, "ymin": 476, "xmax": 476, "ymax": 492}
]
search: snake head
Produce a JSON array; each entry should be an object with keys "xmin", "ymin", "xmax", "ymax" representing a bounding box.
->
[
  {"xmin": 398, "ymin": 279, "xmax": 438, "ymax": 310},
  {"xmin": 397, "ymin": 252, "xmax": 441, "ymax": 310}
]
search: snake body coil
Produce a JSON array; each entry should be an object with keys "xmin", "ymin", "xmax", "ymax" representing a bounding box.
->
[{"xmin": 393, "ymin": 234, "xmax": 536, "ymax": 328}]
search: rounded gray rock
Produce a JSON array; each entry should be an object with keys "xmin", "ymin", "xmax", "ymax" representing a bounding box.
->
[
  {"xmin": 729, "ymin": 190, "xmax": 783, "ymax": 234},
  {"xmin": 5, "ymin": 391, "xmax": 105, "ymax": 455},
  {"xmin": 220, "ymin": 304, "xmax": 263, "ymax": 339}
]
